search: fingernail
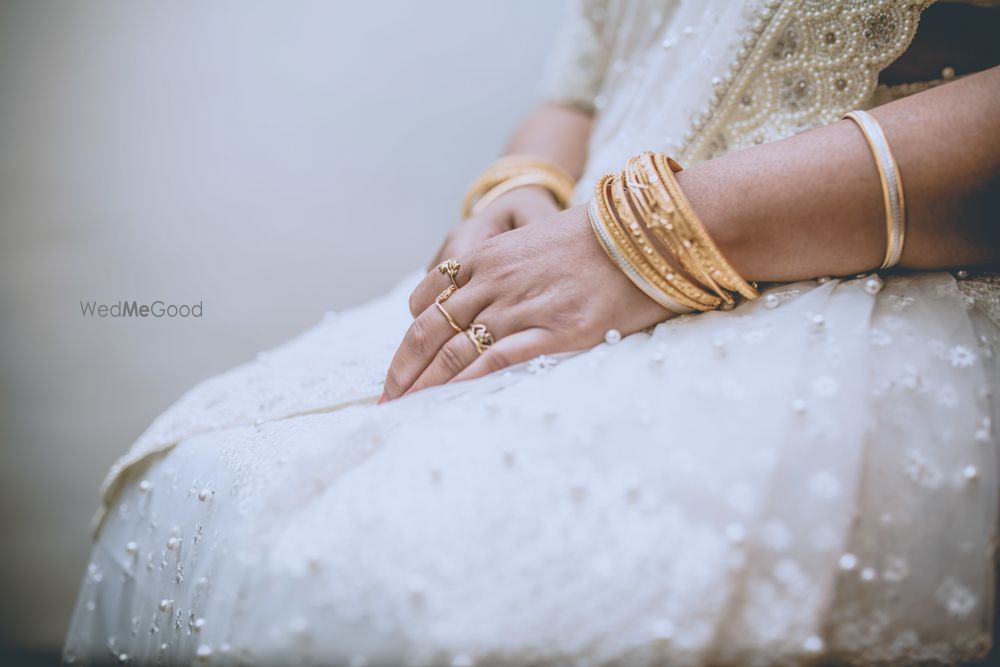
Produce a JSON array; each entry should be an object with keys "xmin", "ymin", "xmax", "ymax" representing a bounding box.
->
[{"xmin": 377, "ymin": 393, "xmax": 388, "ymax": 405}]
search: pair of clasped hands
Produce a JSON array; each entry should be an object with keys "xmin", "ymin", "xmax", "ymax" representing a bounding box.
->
[{"xmin": 378, "ymin": 186, "xmax": 670, "ymax": 403}]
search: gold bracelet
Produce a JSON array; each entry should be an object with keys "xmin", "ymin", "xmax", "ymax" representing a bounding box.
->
[
  {"xmin": 650, "ymin": 153, "xmax": 759, "ymax": 301},
  {"xmin": 611, "ymin": 167, "xmax": 721, "ymax": 309},
  {"xmin": 589, "ymin": 191, "xmax": 692, "ymax": 315},
  {"xmin": 843, "ymin": 110, "xmax": 906, "ymax": 269},
  {"xmin": 462, "ymin": 155, "xmax": 575, "ymax": 218},
  {"xmin": 470, "ymin": 171, "xmax": 574, "ymax": 217},
  {"xmin": 589, "ymin": 174, "xmax": 701, "ymax": 313},
  {"xmin": 599, "ymin": 175, "xmax": 713, "ymax": 312},
  {"xmin": 624, "ymin": 154, "xmax": 731, "ymax": 307},
  {"xmin": 631, "ymin": 155, "xmax": 735, "ymax": 305},
  {"xmin": 588, "ymin": 151, "xmax": 759, "ymax": 314}
]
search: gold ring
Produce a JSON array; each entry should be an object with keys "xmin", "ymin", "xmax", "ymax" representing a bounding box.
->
[
  {"xmin": 436, "ymin": 284, "xmax": 458, "ymax": 303},
  {"xmin": 435, "ymin": 301, "xmax": 464, "ymax": 334},
  {"xmin": 437, "ymin": 258, "xmax": 461, "ymax": 289},
  {"xmin": 465, "ymin": 323, "xmax": 495, "ymax": 355}
]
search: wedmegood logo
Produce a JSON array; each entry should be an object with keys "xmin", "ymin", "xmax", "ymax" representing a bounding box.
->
[{"xmin": 79, "ymin": 300, "xmax": 203, "ymax": 318}]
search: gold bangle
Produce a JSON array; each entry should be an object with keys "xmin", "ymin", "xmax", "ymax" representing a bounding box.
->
[
  {"xmin": 650, "ymin": 153, "xmax": 759, "ymax": 301},
  {"xmin": 589, "ymin": 174, "xmax": 699, "ymax": 313},
  {"xmin": 462, "ymin": 155, "xmax": 575, "ymax": 218},
  {"xmin": 588, "ymin": 152, "xmax": 757, "ymax": 313},
  {"xmin": 624, "ymin": 155, "xmax": 731, "ymax": 307},
  {"xmin": 470, "ymin": 171, "xmax": 574, "ymax": 217},
  {"xmin": 627, "ymin": 154, "xmax": 726, "ymax": 300},
  {"xmin": 843, "ymin": 110, "xmax": 906, "ymax": 269},
  {"xmin": 599, "ymin": 174, "xmax": 711, "ymax": 312},
  {"xmin": 610, "ymin": 167, "xmax": 720, "ymax": 309},
  {"xmin": 589, "ymin": 195, "xmax": 691, "ymax": 315}
]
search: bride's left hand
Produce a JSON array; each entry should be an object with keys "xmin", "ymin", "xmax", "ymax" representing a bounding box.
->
[{"xmin": 381, "ymin": 203, "xmax": 671, "ymax": 401}]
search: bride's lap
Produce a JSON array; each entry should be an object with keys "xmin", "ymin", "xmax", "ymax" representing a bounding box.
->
[{"xmin": 67, "ymin": 273, "xmax": 999, "ymax": 665}]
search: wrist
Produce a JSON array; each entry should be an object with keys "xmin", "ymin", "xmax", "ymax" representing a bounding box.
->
[
  {"xmin": 674, "ymin": 162, "xmax": 755, "ymax": 280},
  {"xmin": 586, "ymin": 152, "xmax": 758, "ymax": 312},
  {"xmin": 494, "ymin": 184, "xmax": 561, "ymax": 209},
  {"xmin": 474, "ymin": 185, "xmax": 562, "ymax": 224},
  {"xmin": 463, "ymin": 155, "xmax": 575, "ymax": 218}
]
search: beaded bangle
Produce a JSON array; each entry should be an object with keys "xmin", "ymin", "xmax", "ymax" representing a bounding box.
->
[
  {"xmin": 588, "ymin": 175, "xmax": 694, "ymax": 314},
  {"xmin": 462, "ymin": 155, "xmax": 576, "ymax": 219},
  {"xmin": 843, "ymin": 110, "xmax": 906, "ymax": 269}
]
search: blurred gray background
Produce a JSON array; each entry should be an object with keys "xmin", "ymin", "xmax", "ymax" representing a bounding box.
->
[{"xmin": 0, "ymin": 0, "xmax": 563, "ymax": 653}]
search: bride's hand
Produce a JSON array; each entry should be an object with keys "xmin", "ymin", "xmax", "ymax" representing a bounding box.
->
[
  {"xmin": 383, "ymin": 203, "xmax": 671, "ymax": 401},
  {"xmin": 427, "ymin": 186, "xmax": 561, "ymax": 270}
]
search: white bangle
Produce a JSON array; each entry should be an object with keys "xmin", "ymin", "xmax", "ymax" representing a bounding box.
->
[{"xmin": 844, "ymin": 110, "xmax": 906, "ymax": 269}]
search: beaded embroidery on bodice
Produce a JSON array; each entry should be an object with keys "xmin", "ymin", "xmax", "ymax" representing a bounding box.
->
[
  {"xmin": 680, "ymin": 0, "xmax": 930, "ymax": 162},
  {"xmin": 544, "ymin": 0, "xmax": 933, "ymax": 170}
]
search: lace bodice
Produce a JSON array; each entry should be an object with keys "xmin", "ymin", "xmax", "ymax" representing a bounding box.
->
[
  {"xmin": 679, "ymin": 0, "xmax": 928, "ymax": 161},
  {"xmin": 540, "ymin": 0, "xmax": 992, "ymax": 175}
]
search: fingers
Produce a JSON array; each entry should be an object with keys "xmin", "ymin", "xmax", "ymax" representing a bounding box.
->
[
  {"xmin": 404, "ymin": 331, "xmax": 481, "ymax": 395},
  {"xmin": 409, "ymin": 255, "xmax": 474, "ymax": 318},
  {"xmin": 452, "ymin": 328, "xmax": 553, "ymax": 383},
  {"xmin": 384, "ymin": 285, "xmax": 488, "ymax": 400}
]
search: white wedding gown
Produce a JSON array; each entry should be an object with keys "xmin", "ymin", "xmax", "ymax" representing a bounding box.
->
[{"xmin": 65, "ymin": 1, "xmax": 1000, "ymax": 665}]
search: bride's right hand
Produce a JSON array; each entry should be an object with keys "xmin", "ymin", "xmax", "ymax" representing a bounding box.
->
[{"xmin": 427, "ymin": 186, "xmax": 561, "ymax": 271}]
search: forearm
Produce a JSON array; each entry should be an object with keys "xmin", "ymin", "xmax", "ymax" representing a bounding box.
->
[
  {"xmin": 682, "ymin": 66, "xmax": 1000, "ymax": 283},
  {"xmin": 504, "ymin": 102, "xmax": 592, "ymax": 181}
]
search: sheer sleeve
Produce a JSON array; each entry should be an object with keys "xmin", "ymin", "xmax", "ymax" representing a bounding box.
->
[{"xmin": 538, "ymin": 0, "xmax": 613, "ymax": 114}]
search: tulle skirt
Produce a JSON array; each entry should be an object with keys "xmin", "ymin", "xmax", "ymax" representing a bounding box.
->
[{"xmin": 65, "ymin": 271, "xmax": 999, "ymax": 666}]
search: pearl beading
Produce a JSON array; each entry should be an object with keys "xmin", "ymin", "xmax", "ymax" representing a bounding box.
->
[{"xmin": 678, "ymin": 0, "xmax": 930, "ymax": 164}]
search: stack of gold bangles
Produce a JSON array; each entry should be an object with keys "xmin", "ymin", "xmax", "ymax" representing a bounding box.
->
[
  {"xmin": 462, "ymin": 154, "xmax": 576, "ymax": 218},
  {"xmin": 589, "ymin": 151, "xmax": 759, "ymax": 314}
]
